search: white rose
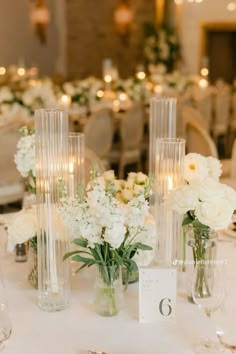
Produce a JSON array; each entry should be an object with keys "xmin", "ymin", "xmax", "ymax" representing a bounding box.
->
[
  {"xmin": 223, "ymin": 185, "xmax": 236, "ymax": 209},
  {"xmin": 136, "ymin": 172, "xmax": 148, "ymax": 185},
  {"xmin": 207, "ymin": 157, "xmax": 222, "ymax": 181},
  {"xmin": 165, "ymin": 185, "xmax": 198, "ymax": 214},
  {"xmin": 184, "ymin": 153, "xmax": 209, "ymax": 183},
  {"xmin": 7, "ymin": 207, "xmax": 37, "ymax": 252},
  {"xmin": 103, "ymin": 170, "xmax": 115, "ymax": 182},
  {"xmin": 195, "ymin": 198, "xmax": 234, "ymax": 230},
  {"xmin": 191, "ymin": 178, "xmax": 225, "ymax": 202}
]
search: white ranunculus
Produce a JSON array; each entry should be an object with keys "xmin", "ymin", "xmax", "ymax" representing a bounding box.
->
[
  {"xmin": 190, "ymin": 178, "xmax": 225, "ymax": 202},
  {"xmin": 195, "ymin": 198, "xmax": 234, "ymax": 230},
  {"xmin": 165, "ymin": 185, "xmax": 198, "ymax": 214},
  {"xmin": 184, "ymin": 153, "xmax": 209, "ymax": 183},
  {"xmin": 7, "ymin": 207, "xmax": 37, "ymax": 252},
  {"xmin": 207, "ymin": 156, "xmax": 222, "ymax": 181}
]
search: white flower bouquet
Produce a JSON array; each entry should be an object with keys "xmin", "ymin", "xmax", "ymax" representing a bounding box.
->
[
  {"xmin": 165, "ymin": 153, "xmax": 236, "ymax": 231},
  {"xmin": 144, "ymin": 24, "xmax": 180, "ymax": 73},
  {"xmin": 61, "ymin": 170, "xmax": 155, "ymax": 271},
  {"xmin": 165, "ymin": 153, "xmax": 236, "ymax": 298},
  {"xmin": 61, "ymin": 170, "xmax": 155, "ymax": 315}
]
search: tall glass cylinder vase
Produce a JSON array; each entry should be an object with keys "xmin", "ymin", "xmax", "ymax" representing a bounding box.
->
[
  {"xmin": 149, "ymin": 98, "xmax": 176, "ymax": 177},
  {"xmin": 35, "ymin": 109, "xmax": 70, "ymax": 312},
  {"xmin": 149, "ymin": 98, "xmax": 177, "ymax": 212},
  {"xmin": 154, "ymin": 138, "xmax": 185, "ymax": 267},
  {"xmin": 68, "ymin": 133, "xmax": 85, "ymax": 198},
  {"xmin": 68, "ymin": 133, "xmax": 85, "ymax": 276}
]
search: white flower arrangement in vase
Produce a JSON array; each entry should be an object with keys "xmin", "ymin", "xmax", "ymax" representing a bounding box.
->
[
  {"xmin": 60, "ymin": 170, "xmax": 156, "ymax": 316},
  {"xmin": 165, "ymin": 153, "xmax": 236, "ymax": 298}
]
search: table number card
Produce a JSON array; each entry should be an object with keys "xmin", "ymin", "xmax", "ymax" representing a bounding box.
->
[{"xmin": 139, "ymin": 268, "xmax": 176, "ymax": 324}]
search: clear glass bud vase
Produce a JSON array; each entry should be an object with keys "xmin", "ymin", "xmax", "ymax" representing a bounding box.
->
[
  {"xmin": 184, "ymin": 225, "xmax": 218, "ymax": 302},
  {"xmin": 94, "ymin": 265, "xmax": 123, "ymax": 317}
]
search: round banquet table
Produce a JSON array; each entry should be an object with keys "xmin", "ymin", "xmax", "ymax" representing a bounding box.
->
[{"xmin": 0, "ymin": 224, "xmax": 235, "ymax": 354}]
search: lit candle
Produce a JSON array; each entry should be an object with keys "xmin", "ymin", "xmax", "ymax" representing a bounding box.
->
[
  {"xmin": 44, "ymin": 181, "xmax": 59, "ymax": 293},
  {"xmin": 199, "ymin": 78, "xmax": 208, "ymax": 89},
  {"xmin": 69, "ymin": 161, "xmax": 75, "ymax": 197},
  {"xmin": 59, "ymin": 94, "xmax": 71, "ymax": 108}
]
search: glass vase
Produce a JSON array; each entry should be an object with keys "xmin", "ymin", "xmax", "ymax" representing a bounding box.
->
[
  {"xmin": 154, "ymin": 138, "xmax": 185, "ymax": 267},
  {"xmin": 185, "ymin": 225, "xmax": 218, "ymax": 302},
  {"xmin": 35, "ymin": 109, "xmax": 70, "ymax": 312},
  {"xmin": 28, "ymin": 246, "xmax": 38, "ymax": 289},
  {"xmin": 122, "ymin": 267, "xmax": 139, "ymax": 286},
  {"xmin": 94, "ymin": 265, "xmax": 123, "ymax": 317},
  {"xmin": 149, "ymin": 98, "xmax": 177, "ymax": 212}
]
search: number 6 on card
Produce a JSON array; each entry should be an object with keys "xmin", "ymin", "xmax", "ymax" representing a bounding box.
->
[{"xmin": 139, "ymin": 268, "xmax": 176, "ymax": 323}]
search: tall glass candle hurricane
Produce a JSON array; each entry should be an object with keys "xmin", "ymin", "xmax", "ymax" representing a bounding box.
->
[
  {"xmin": 35, "ymin": 109, "xmax": 70, "ymax": 312},
  {"xmin": 154, "ymin": 138, "xmax": 185, "ymax": 267}
]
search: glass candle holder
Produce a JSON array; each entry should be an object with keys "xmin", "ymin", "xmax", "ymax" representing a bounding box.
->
[
  {"xmin": 154, "ymin": 138, "xmax": 185, "ymax": 267},
  {"xmin": 68, "ymin": 133, "xmax": 85, "ymax": 197},
  {"xmin": 149, "ymin": 98, "xmax": 177, "ymax": 177},
  {"xmin": 35, "ymin": 109, "xmax": 70, "ymax": 312}
]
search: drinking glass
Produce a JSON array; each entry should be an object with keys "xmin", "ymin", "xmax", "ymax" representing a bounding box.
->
[
  {"xmin": 215, "ymin": 273, "xmax": 236, "ymax": 353},
  {"xmin": 0, "ymin": 277, "xmax": 12, "ymax": 348},
  {"xmin": 192, "ymin": 262, "xmax": 225, "ymax": 353}
]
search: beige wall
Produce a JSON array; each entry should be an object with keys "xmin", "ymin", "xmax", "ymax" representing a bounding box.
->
[
  {"xmin": 0, "ymin": 0, "xmax": 65, "ymax": 75},
  {"xmin": 66, "ymin": 0, "xmax": 156, "ymax": 79},
  {"xmin": 178, "ymin": 0, "xmax": 236, "ymax": 74}
]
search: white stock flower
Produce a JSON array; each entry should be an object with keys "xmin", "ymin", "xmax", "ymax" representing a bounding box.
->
[
  {"xmin": 207, "ymin": 157, "xmax": 222, "ymax": 180},
  {"xmin": 195, "ymin": 198, "xmax": 234, "ymax": 230},
  {"xmin": 184, "ymin": 153, "xmax": 209, "ymax": 183},
  {"xmin": 103, "ymin": 223, "xmax": 126, "ymax": 249},
  {"xmin": 14, "ymin": 134, "xmax": 35, "ymax": 177},
  {"xmin": 7, "ymin": 207, "xmax": 37, "ymax": 252},
  {"xmin": 165, "ymin": 185, "xmax": 198, "ymax": 214}
]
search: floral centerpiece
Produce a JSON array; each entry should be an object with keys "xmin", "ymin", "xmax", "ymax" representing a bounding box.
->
[
  {"xmin": 60, "ymin": 170, "xmax": 156, "ymax": 316},
  {"xmin": 165, "ymin": 153, "xmax": 236, "ymax": 298},
  {"xmin": 144, "ymin": 23, "xmax": 180, "ymax": 73}
]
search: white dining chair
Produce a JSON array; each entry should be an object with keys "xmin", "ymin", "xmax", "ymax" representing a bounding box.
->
[
  {"xmin": 212, "ymin": 86, "xmax": 231, "ymax": 143},
  {"xmin": 192, "ymin": 87, "xmax": 213, "ymax": 133},
  {"xmin": 0, "ymin": 120, "xmax": 25, "ymax": 206},
  {"xmin": 84, "ymin": 108, "xmax": 114, "ymax": 170},
  {"xmin": 182, "ymin": 106, "xmax": 218, "ymax": 158},
  {"xmin": 109, "ymin": 103, "xmax": 144, "ymax": 178}
]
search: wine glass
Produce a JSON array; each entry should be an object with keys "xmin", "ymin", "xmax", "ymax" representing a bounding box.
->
[
  {"xmin": 192, "ymin": 262, "xmax": 225, "ymax": 353},
  {"xmin": 215, "ymin": 274, "xmax": 236, "ymax": 353}
]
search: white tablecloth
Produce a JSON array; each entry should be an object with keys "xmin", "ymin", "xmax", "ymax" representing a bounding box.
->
[{"xmin": 0, "ymin": 225, "xmax": 235, "ymax": 354}]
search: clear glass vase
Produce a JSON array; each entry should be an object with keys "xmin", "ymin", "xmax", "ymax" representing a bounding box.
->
[
  {"xmin": 35, "ymin": 109, "xmax": 70, "ymax": 312},
  {"xmin": 28, "ymin": 246, "xmax": 38, "ymax": 289},
  {"xmin": 94, "ymin": 265, "xmax": 123, "ymax": 317},
  {"xmin": 184, "ymin": 225, "xmax": 218, "ymax": 302}
]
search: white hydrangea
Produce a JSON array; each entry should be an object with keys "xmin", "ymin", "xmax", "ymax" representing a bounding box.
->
[{"xmin": 14, "ymin": 133, "xmax": 35, "ymax": 178}]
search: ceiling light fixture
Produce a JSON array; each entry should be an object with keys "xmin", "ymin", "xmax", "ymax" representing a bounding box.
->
[{"xmin": 30, "ymin": 0, "xmax": 50, "ymax": 44}]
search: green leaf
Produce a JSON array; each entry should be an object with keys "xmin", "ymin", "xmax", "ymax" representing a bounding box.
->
[
  {"xmin": 72, "ymin": 238, "xmax": 88, "ymax": 248},
  {"xmin": 136, "ymin": 243, "xmax": 152, "ymax": 251}
]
